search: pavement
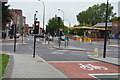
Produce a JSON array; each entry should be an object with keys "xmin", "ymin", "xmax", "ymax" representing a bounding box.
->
[
  {"xmin": 3, "ymin": 52, "xmax": 68, "ymax": 79},
  {"xmin": 89, "ymin": 57, "xmax": 120, "ymax": 66}
]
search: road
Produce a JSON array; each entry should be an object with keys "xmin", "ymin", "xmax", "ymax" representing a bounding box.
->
[
  {"xmin": 53, "ymin": 37, "xmax": 119, "ymax": 58},
  {"xmin": 1, "ymin": 36, "xmax": 120, "ymax": 80}
]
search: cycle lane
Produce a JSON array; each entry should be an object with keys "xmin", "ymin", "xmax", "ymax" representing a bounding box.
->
[{"xmin": 49, "ymin": 61, "xmax": 120, "ymax": 79}]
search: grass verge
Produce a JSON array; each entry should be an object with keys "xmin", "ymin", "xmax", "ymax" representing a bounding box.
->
[{"xmin": 0, "ymin": 54, "xmax": 9, "ymax": 78}]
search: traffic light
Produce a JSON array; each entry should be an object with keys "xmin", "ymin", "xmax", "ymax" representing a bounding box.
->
[
  {"xmin": 60, "ymin": 31, "xmax": 64, "ymax": 36},
  {"xmin": 57, "ymin": 17, "xmax": 61, "ymax": 23},
  {"xmin": 34, "ymin": 21, "xmax": 40, "ymax": 34}
]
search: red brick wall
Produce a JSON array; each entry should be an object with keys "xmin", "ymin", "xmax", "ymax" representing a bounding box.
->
[{"xmin": 112, "ymin": 21, "xmax": 120, "ymax": 34}]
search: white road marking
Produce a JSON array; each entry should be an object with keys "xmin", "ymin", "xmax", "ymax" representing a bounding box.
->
[
  {"xmin": 51, "ymin": 52, "xmax": 64, "ymax": 54},
  {"xmin": 48, "ymin": 61, "xmax": 99, "ymax": 62},
  {"xmin": 90, "ymin": 73, "xmax": 120, "ymax": 76},
  {"xmin": 79, "ymin": 63, "xmax": 108, "ymax": 71},
  {"xmin": 51, "ymin": 50, "xmax": 69, "ymax": 55},
  {"xmin": 89, "ymin": 73, "xmax": 120, "ymax": 79}
]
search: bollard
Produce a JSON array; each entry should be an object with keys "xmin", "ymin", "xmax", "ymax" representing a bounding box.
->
[
  {"xmin": 94, "ymin": 48, "xmax": 98, "ymax": 57},
  {"xmin": 90, "ymin": 39, "xmax": 92, "ymax": 44},
  {"xmin": 80, "ymin": 38, "xmax": 82, "ymax": 42}
]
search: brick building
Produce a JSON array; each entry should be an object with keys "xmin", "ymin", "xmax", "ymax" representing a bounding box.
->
[
  {"xmin": 93, "ymin": 21, "xmax": 120, "ymax": 38},
  {"xmin": 24, "ymin": 24, "xmax": 33, "ymax": 35},
  {"xmin": 112, "ymin": 21, "xmax": 120, "ymax": 34},
  {"xmin": 10, "ymin": 9, "xmax": 26, "ymax": 34}
]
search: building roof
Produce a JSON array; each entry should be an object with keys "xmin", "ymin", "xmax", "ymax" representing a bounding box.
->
[
  {"xmin": 93, "ymin": 23, "xmax": 112, "ymax": 28},
  {"xmin": 68, "ymin": 26, "xmax": 105, "ymax": 30}
]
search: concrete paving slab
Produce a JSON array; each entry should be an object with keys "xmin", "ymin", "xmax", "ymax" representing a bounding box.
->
[{"xmin": 5, "ymin": 53, "xmax": 68, "ymax": 78}]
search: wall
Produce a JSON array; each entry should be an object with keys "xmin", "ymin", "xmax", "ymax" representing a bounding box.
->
[{"xmin": 112, "ymin": 21, "xmax": 120, "ymax": 34}]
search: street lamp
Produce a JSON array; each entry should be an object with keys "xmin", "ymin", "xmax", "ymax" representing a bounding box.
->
[
  {"xmin": 103, "ymin": 0, "xmax": 109, "ymax": 58},
  {"xmin": 58, "ymin": 8, "xmax": 65, "ymax": 24},
  {"xmin": 38, "ymin": 0, "xmax": 45, "ymax": 32}
]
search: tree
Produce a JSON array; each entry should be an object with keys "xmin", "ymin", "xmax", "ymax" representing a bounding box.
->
[
  {"xmin": 110, "ymin": 17, "xmax": 120, "ymax": 21},
  {"xmin": 76, "ymin": 3, "xmax": 116, "ymax": 26},
  {"xmin": 46, "ymin": 16, "xmax": 66, "ymax": 36},
  {"xmin": 2, "ymin": 2, "xmax": 12, "ymax": 30}
]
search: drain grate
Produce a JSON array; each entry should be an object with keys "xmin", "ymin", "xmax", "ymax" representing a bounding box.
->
[{"xmin": 37, "ymin": 61, "xmax": 43, "ymax": 62}]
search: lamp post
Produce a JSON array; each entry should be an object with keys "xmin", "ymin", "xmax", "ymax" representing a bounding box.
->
[
  {"xmin": 103, "ymin": 0, "xmax": 109, "ymax": 58},
  {"xmin": 65, "ymin": 19, "xmax": 71, "ymax": 28},
  {"xmin": 65, "ymin": 19, "xmax": 71, "ymax": 47},
  {"xmin": 38, "ymin": 0, "xmax": 45, "ymax": 33},
  {"xmin": 58, "ymin": 8, "xmax": 65, "ymax": 24}
]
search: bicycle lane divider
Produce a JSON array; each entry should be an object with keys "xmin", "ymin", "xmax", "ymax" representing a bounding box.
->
[{"xmin": 48, "ymin": 61, "xmax": 120, "ymax": 79}]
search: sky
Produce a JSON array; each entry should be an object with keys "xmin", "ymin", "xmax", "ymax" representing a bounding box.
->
[{"xmin": 8, "ymin": 0, "xmax": 120, "ymax": 28}]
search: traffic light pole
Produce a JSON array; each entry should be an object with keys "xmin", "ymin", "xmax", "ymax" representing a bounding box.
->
[
  {"xmin": 21, "ymin": 27, "xmax": 24, "ymax": 44},
  {"xmin": 33, "ymin": 12, "xmax": 37, "ymax": 58},
  {"xmin": 33, "ymin": 35, "xmax": 44, "ymax": 58},
  {"xmin": 59, "ymin": 29, "xmax": 61, "ymax": 47},
  {"xmin": 14, "ymin": 24, "xmax": 17, "ymax": 52},
  {"xmin": 33, "ymin": 35, "xmax": 36, "ymax": 58}
]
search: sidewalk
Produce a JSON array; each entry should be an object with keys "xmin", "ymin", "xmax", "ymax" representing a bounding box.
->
[
  {"xmin": 89, "ymin": 56, "xmax": 120, "ymax": 66},
  {"xmin": 3, "ymin": 52, "xmax": 68, "ymax": 79}
]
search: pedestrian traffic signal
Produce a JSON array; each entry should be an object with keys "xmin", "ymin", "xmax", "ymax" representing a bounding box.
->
[
  {"xmin": 60, "ymin": 31, "xmax": 64, "ymax": 36},
  {"xmin": 34, "ymin": 21, "xmax": 40, "ymax": 34}
]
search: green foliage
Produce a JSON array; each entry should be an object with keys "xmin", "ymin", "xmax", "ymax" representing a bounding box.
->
[
  {"xmin": 0, "ymin": 54, "xmax": 9, "ymax": 78},
  {"xmin": 2, "ymin": 2, "xmax": 12, "ymax": 29},
  {"xmin": 46, "ymin": 16, "xmax": 66, "ymax": 36},
  {"xmin": 76, "ymin": 3, "xmax": 116, "ymax": 26},
  {"xmin": 110, "ymin": 17, "xmax": 120, "ymax": 21}
]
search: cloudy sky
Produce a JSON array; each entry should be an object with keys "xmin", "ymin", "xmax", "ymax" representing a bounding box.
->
[{"xmin": 8, "ymin": 0, "xmax": 120, "ymax": 28}]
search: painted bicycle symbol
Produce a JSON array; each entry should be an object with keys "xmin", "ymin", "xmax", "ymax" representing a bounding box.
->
[{"xmin": 79, "ymin": 64, "xmax": 108, "ymax": 71}]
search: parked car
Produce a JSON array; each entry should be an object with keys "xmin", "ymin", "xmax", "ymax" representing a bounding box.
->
[
  {"xmin": 60, "ymin": 35, "xmax": 65, "ymax": 41},
  {"xmin": 16, "ymin": 33, "xmax": 20, "ymax": 38},
  {"xmin": 46, "ymin": 36, "xmax": 53, "ymax": 41}
]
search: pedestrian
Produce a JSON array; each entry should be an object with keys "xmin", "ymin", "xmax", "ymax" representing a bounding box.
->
[{"xmin": 2, "ymin": 31, "xmax": 6, "ymax": 39}]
